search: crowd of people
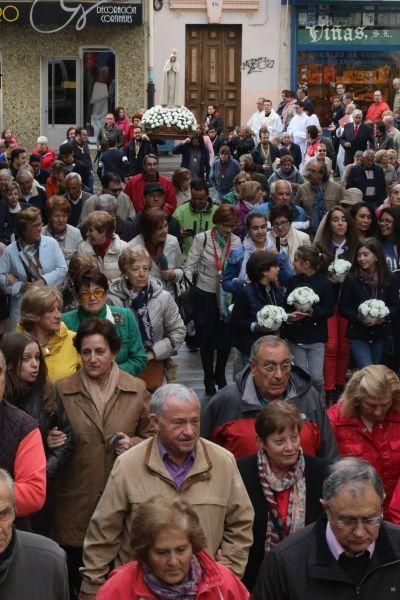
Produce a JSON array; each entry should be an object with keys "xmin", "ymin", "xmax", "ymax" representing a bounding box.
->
[{"xmin": 2, "ymin": 86, "xmax": 400, "ymax": 598}]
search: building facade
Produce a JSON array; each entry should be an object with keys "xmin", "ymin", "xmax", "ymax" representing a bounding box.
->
[{"xmin": 0, "ymin": 0, "xmax": 145, "ymax": 148}]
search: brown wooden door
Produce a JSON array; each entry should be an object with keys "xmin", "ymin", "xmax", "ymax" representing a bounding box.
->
[{"xmin": 185, "ymin": 25, "xmax": 242, "ymax": 131}]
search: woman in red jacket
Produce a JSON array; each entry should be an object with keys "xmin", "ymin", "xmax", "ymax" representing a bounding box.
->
[
  {"xmin": 328, "ymin": 364, "xmax": 400, "ymax": 518},
  {"xmin": 96, "ymin": 496, "xmax": 249, "ymax": 600}
]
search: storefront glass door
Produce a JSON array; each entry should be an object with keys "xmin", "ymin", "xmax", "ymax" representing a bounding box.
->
[
  {"xmin": 81, "ymin": 49, "xmax": 116, "ymax": 143},
  {"xmin": 43, "ymin": 57, "xmax": 80, "ymax": 148}
]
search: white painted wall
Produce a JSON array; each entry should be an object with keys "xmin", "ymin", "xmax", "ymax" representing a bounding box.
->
[{"xmin": 153, "ymin": 0, "xmax": 289, "ymax": 124}]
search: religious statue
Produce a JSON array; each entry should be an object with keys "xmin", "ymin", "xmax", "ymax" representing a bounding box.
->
[{"xmin": 161, "ymin": 49, "xmax": 181, "ymax": 108}]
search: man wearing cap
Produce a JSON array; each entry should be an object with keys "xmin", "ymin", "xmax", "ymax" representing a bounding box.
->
[
  {"xmin": 130, "ymin": 182, "xmax": 181, "ymax": 239},
  {"xmin": 31, "ymin": 136, "xmax": 57, "ymax": 171},
  {"xmin": 124, "ymin": 154, "xmax": 176, "ymax": 215}
]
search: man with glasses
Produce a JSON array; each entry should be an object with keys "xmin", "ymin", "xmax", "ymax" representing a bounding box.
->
[
  {"xmin": 79, "ymin": 173, "xmax": 135, "ymax": 225},
  {"xmin": 254, "ymin": 457, "xmax": 400, "ymax": 599},
  {"xmin": 201, "ymin": 336, "xmax": 338, "ymax": 461},
  {"xmin": 253, "ymin": 180, "xmax": 309, "ymax": 231}
]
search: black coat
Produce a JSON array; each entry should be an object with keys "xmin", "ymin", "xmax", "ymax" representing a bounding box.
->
[
  {"xmin": 279, "ymin": 143, "xmax": 302, "ymax": 169},
  {"xmin": 340, "ymin": 122, "xmax": 375, "ymax": 165},
  {"xmin": 338, "ymin": 272, "xmax": 400, "ymax": 343},
  {"xmin": 7, "ymin": 385, "xmax": 74, "ymax": 478},
  {"xmin": 125, "ymin": 139, "xmax": 154, "ymax": 176},
  {"xmin": 346, "ymin": 163, "xmax": 387, "ymax": 207},
  {"xmin": 229, "ymin": 135, "xmax": 255, "ymax": 160},
  {"xmin": 251, "ymin": 143, "xmax": 280, "ymax": 173},
  {"xmin": 284, "ymin": 273, "xmax": 335, "ymax": 344},
  {"xmin": 238, "ymin": 453, "xmax": 330, "ymax": 591}
]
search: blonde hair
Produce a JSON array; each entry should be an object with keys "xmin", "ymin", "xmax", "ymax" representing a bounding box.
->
[
  {"xmin": 19, "ymin": 286, "xmax": 62, "ymax": 331},
  {"xmin": 130, "ymin": 496, "xmax": 206, "ymax": 560},
  {"xmin": 375, "ymin": 149, "xmax": 388, "ymax": 164},
  {"xmin": 340, "ymin": 365, "xmax": 400, "ymax": 417},
  {"xmin": 85, "ymin": 210, "xmax": 115, "ymax": 237},
  {"xmin": 239, "ymin": 180, "xmax": 262, "ymax": 203},
  {"xmin": 118, "ymin": 246, "xmax": 151, "ymax": 274}
]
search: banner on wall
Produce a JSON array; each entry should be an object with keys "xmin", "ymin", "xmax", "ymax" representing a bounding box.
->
[
  {"xmin": 0, "ymin": 1, "xmax": 143, "ymax": 32},
  {"xmin": 299, "ymin": 24, "xmax": 400, "ymax": 45}
]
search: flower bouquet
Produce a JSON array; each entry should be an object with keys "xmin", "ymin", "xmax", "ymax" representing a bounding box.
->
[
  {"xmin": 256, "ymin": 305, "xmax": 288, "ymax": 331},
  {"xmin": 141, "ymin": 105, "xmax": 197, "ymax": 134},
  {"xmin": 328, "ymin": 258, "xmax": 352, "ymax": 283},
  {"xmin": 358, "ymin": 299, "xmax": 389, "ymax": 326},
  {"xmin": 287, "ymin": 286, "xmax": 320, "ymax": 312}
]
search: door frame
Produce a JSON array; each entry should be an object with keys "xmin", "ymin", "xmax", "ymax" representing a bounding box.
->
[{"xmin": 40, "ymin": 56, "xmax": 82, "ymax": 148}]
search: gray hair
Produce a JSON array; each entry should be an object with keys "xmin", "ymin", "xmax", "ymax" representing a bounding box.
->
[
  {"xmin": 95, "ymin": 194, "xmax": 118, "ymax": 215},
  {"xmin": 0, "ymin": 469, "xmax": 16, "ymax": 505},
  {"xmin": 383, "ymin": 115, "xmax": 394, "ymax": 125},
  {"xmin": 37, "ymin": 136, "xmax": 48, "ymax": 144},
  {"xmin": 352, "ymin": 109, "xmax": 363, "ymax": 118},
  {"xmin": 65, "ymin": 172, "xmax": 82, "ymax": 184},
  {"xmin": 270, "ymin": 180, "xmax": 292, "ymax": 194},
  {"xmin": 15, "ymin": 168, "xmax": 33, "ymax": 180},
  {"xmin": 393, "ymin": 78, "xmax": 400, "ymax": 85},
  {"xmin": 250, "ymin": 335, "xmax": 290, "ymax": 364},
  {"xmin": 150, "ymin": 384, "xmax": 199, "ymax": 417},
  {"xmin": 322, "ymin": 457, "xmax": 385, "ymax": 503},
  {"xmin": 363, "ymin": 149, "xmax": 375, "ymax": 159}
]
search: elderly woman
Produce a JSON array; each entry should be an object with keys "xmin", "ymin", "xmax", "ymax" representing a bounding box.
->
[
  {"xmin": 79, "ymin": 210, "xmax": 128, "ymax": 281},
  {"xmin": 42, "ymin": 195, "xmax": 83, "ymax": 264},
  {"xmin": 268, "ymin": 204, "xmax": 310, "ymax": 267},
  {"xmin": 129, "ymin": 207, "xmax": 183, "ymax": 295},
  {"xmin": 222, "ymin": 172, "xmax": 247, "ymax": 205},
  {"xmin": 239, "ymin": 154, "xmax": 268, "ymax": 192},
  {"xmin": 184, "ymin": 204, "xmax": 241, "ymax": 395},
  {"xmin": 0, "ymin": 206, "xmax": 67, "ymax": 329},
  {"xmin": 60, "ymin": 254, "xmax": 98, "ymax": 313},
  {"xmin": 229, "ymin": 251, "xmax": 285, "ymax": 365},
  {"xmin": 54, "ymin": 317, "xmax": 151, "ymax": 597},
  {"xmin": 238, "ymin": 401, "xmax": 329, "ymax": 590},
  {"xmin": 96, "ymin": 496, "xmax": 249, "ymax": 599},
  {"xmin": 62, "ymin": 268, "xmax": 147, "ymax": 377},
  {"xmin": 18, "ymin": 286, "xmax": 80, "ymax": 382},
  {"xmin": 0, "ymin": 181, "xmax": 30, "ymax": 246},
  {"xmin": 108, "ymin": 246, "xmax": 186, "ymax": 391},
  {"xmin": 375, "ymin": 149, "xmax": 398, "ymax": 190},
  {"xmin": 328, "ymin": 365, "xmax": 400, "ymax": 518}
]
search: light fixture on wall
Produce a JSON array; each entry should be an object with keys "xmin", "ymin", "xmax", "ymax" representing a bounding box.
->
[{"xmin": 154, "ymin": 0, "xmax": 164, "ymax": 10}]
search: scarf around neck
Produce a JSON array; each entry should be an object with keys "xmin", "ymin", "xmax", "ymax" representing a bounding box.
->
[
  {"xmin": 311, "ymin": 185, "xmax": 326, "ymax": 234},
  {"xmin": 142, "ymin": 554, "xmax": 202, "ymax": 599},
  {"xmin": 79, "ymin": 360, "xmax": 120, "ymax": 420},
  {"xmin": 130, "ymin": 283, "xmax": 155, "ymax": 348},
  {"xmin": 257, "ymin": 447, "xmax": 306, "ymax": 552}
]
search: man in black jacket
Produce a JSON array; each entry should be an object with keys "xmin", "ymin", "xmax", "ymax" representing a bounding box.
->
[
  {"xmin": 251, "ymin": 129, "xmax": 280, "ymax": 176},
  {"xmin": 346, "ymin": 149, "xmax": 387, "ymax": 208},
  {"xmin": 253, "ymin": 458, "xmax": 400, "ymax": 600},
  {"xmin": 340, "ymin": 109, "xmax": 374, "ymax": 165},
  {"xmin": 0, "ymin": 469, "xmax": 69, "ymax": 599},
  {"xmin": 125, "ymin": 126, "xmax": 153, "ymax": 176}
]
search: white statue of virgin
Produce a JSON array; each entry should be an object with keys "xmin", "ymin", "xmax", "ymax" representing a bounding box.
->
[{"xmin": 161, "ymin": 49, "xmax": 181, "ymax": 108}]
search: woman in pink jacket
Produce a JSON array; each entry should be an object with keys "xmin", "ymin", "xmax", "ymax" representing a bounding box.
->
[{"xmin": 96, "ymin": 496, "xmax": 249, "ymax": 600}]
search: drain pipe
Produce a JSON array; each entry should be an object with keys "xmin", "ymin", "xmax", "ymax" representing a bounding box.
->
[{"xmin": 146, "ymin": 0, "xmax": 155, "ymax": 108}]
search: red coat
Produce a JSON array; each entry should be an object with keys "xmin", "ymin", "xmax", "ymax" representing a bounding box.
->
[
  {"xmin": 124, "ymin": 174, "xmax": 177, "ymax": 215},
  {"xmin": 328, "ymin": 403, "xmax": 400, "ymax": 515},
  {"xmin": 31, "ymin": 147, "xmax": 57, "ymax": 170},
  {"xmin": 96, "ymin": 550, "xmax": 250, "ymax": 599}
]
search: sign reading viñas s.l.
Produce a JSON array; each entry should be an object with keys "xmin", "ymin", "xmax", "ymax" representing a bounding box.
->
[
  {"xmin": 299, "ymin": 24, "xmax": 400, "ymax": 46},
  {"xmin": 0, "ymin": 1, "xmax": 142, "ymax": 32}
]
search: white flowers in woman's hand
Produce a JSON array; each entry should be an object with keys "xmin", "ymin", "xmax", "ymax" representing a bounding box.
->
[
  {"xmin": 328, "ymin": 259, "xmax": 352, "ymax": 283},
  {"xmin": 257, "ymin": 305, "xmax": 288, "ymax": 331},
  {"xmin": 358, "ymin": 299, "xmax": 389, "ymax": 323},
  {"xmin": 287, "ymin": 286, "xmax": 320, "ymax": 307}
]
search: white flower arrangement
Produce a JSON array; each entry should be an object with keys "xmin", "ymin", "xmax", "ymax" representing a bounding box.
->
[
  {"xmin": 328, "ymin": 259, "xmax": 352, "ymax": 283},
  {"xmin": 257, "ymin": 305, "xmax": 288, "ymax": 331},
  {"xmin": 141, "ymin": 105, "xmax": 197, "ymax": 132},
  {"xmin": 287, "ymin": 286, "xmax": 320, "ymax": 311},
  {"xmin": 358, "ymin": 299, "xmax": 389, "ymax": 324}
]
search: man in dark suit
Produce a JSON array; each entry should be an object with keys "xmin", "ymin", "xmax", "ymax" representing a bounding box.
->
[
  {"xmin": 340, "ymin": 109, "xmax": 374, "ymax": 165},
  {"xmin": 125, "ymin": 125, "xmax": 153, "ymax": 176},
  {"xmin": 346, "ymin": 149, "xmax": 386, "ymax": 208}
]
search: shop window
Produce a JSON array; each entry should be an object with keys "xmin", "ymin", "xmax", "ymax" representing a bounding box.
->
[
  {"xmin": 82, "ymin": 48, "xmax": 116, "ymax": 141},
  {"xmin": 47, "ymin": 59, "xmax": 77, "ymax": 125}
]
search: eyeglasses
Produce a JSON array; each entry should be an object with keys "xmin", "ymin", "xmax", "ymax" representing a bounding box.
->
[
  {"xmin": 255, "ymin": 360, "xmax": 292, "ymax": 374},
  {"xmin": 272, "ymin": 220, "xmax": 289, "ymax": 229},
  {"xmin": 328, "ymin": 510, "xmax": 383, "ymax": 530},
  {"xmin": 129, "ymin": 266, "xmax": 149, "ymax": 274},
  {"xmin": 79, "ymin": 289, "xmax": 106, "ymax": 301},
  {"xmin": 378, "ymin": 220, "xmax": 394, "ymax": 226}
]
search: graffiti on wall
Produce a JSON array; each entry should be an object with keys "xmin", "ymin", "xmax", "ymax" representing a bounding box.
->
[{"xmin": 241, "ymin": 57, "xmax": 275, "ymax": 74}]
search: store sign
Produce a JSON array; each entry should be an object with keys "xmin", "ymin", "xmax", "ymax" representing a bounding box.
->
[
  {"xmin": 0, "ymin": 1, "xmax": 142, "ymax": 31},
  {"xmin": 299, "ymin": 24, "xmax": 400, "ymax": 46}
]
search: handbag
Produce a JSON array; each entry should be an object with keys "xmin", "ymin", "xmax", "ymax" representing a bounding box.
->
[
  {"xmin": 175, "ymin": 233, "xmax": 208, "ymax": 324},
  {"xmin": 137, "ymin": 359, "xmax": 165, "ymax": 392}
]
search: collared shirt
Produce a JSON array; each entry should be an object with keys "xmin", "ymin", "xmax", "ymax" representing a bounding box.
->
[
  {"xmin": 158, "ymin": 439, "xmax": 195, "ymax": 489},
  {"xmin": 68, "ymin": 192, "xmax": 83, "ymax": 206},
  {"xmin": 326, "ymin": 521, "xmax": 375, "ymax": 560}
]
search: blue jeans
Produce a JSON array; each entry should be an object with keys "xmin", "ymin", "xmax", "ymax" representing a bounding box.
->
[{"xmin": 350, "ymin": 339, "xmax": 385, "ymax": 368}]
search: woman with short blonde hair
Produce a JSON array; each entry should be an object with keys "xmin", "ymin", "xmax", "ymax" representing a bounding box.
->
[
  {"xmin": 19, "ymin": 286, "xmax": 80, "ymax": 382},
  {"xmin": 96, "ymin": 496, "xmax": 249, "ymax": 600},
  {"xmin": 328, "ymin": 364, "xmax": 400, "ymax": 519}
]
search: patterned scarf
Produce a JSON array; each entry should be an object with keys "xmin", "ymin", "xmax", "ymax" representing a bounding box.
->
[
  {"xmin": 130, "ymin": 283, "xmax": 155, "ymax": 348},
  {"xmin": 142, "ymin": 554, "xmax": 202, "ymax": 599},
  {"xmin": 257, "ymin": 447, "xmax": 306, "ymax": 552},
  {"xmin": 20, "ymin": 240, "xmax": 42, "ymax": 280},
  {"xmin": 211, "ymin": 228, "xmax": 232, "ymax": 321},
  {"xmin": 310, "ymin": 185, "xmax": 326, "ymax": 234}
]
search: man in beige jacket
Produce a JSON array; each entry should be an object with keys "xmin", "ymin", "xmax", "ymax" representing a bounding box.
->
[{"xmin": 79, "ymin": 384, "xmax": 254, "ymax": 598}]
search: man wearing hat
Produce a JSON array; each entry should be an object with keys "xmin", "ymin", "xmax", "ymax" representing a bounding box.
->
[
  {"xmin": 31, "ymin": 136, "xmax": 57, "ymax": 171},
  {"xmin": 130, "ymin": 182, "xmax": 181, "ymax": 239}
]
